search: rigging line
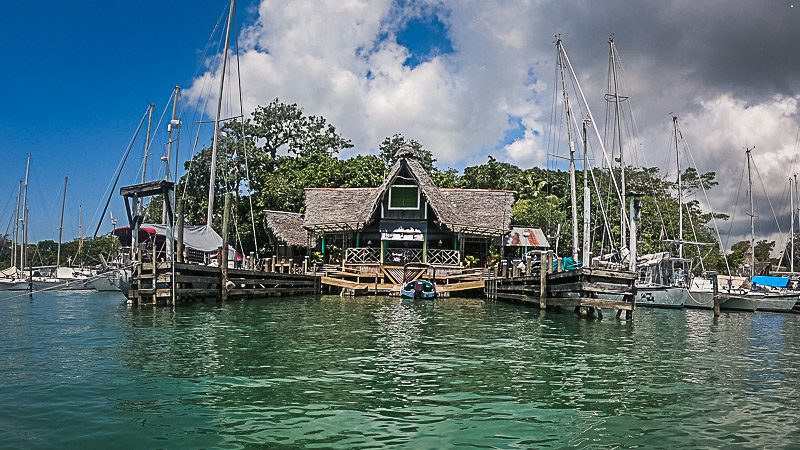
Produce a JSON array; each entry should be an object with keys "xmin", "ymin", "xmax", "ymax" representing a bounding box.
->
[
  {"xmin": 684, "ymin": 201, "xmax": 705, "ymax": 274},
  {"xmin": 751, "ymin": 156, "xmax": 783, "ymax": 237},
  {"xmin": 566, "ymin": 98, "xmax": 617, "ymax": 253},
  {"xmin": 82, "ymin": 108, "xmax": 150, "ymax": 266},
  {"xmin": 560, "ymin": 44, "xmax": 630, "ymax": 231},
  {"xmin": 233, "ymin": 17, "xmax": 260, "ymax": 259},
  {"xmin": 723, "ymin": 152, "xmax": 746, "ymax": 265},
  {"xmin": 773, "ymin": 181, "xmax": 792, "ymax": 269},
  {"xmin": 679, "ymin": 125, "xmax": 733, "ymax": 276}
]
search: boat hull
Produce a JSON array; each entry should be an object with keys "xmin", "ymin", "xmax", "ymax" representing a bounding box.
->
[
  {"xmin": 635, "ymin": 286, "xmax": 687, "ymax": 308},
  {"xmin": 756, "ymin": 293, "xmax": 798, "ymax": 313},
  {"xmin": 400, "ymin": 290, "xmax": 435, "ymax": 299},
  {"xmin": 0, "ymin": 279, "xmax": 29, "ymax": 290},
  {"xmin": 685, "ymin": 290, "xmax": 714, "ymax": 309},
  {"xmin": 719, "ymin": 293, "xmax": 758, "ymax": 312}
]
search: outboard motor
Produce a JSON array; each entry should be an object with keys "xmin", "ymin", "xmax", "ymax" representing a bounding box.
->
[{"xmin": 414, "ymin": 280, "xmax": 424, "ymax": 299}]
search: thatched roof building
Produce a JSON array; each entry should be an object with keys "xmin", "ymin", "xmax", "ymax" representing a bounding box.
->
[
  {"xmin": 263, "ymin": 210, "xmax": 316, "ymax": 254},
  {"xmin": 303, "ymin": 148, "xmax": 514, "ymax": 236}
]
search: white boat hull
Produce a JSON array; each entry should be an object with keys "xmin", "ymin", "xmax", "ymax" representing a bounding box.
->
[
  {"xmin": 719, "ymin": 293, "xmax": 758, "ymax": 312},
  {"xmin": 635, "ymin": 286, "xmax": 687, "ymax": 308},
  {"xmin": 685, "ymin": 290, "xmax": 714, "ymax": 309},
  {"xmin": 756, "ymin": 293, "xmax": 798, "ymax": 313}
]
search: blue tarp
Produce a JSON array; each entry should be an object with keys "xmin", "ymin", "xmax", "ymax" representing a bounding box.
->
[
  {"xmin": 750, "ymin": 275, "xmax": 789, "ymax": 288},
  {"xmin": 554, "ymin": 257, "xmax": 582, "ymax": 271}
]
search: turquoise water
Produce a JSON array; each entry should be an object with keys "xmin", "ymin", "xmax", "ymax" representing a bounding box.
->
[{"xmin": 1, "ymin": 291, "xmax": 799, "ymax": 448}]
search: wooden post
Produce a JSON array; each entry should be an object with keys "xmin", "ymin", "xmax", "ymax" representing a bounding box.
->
[
  {"xmin": 272, "ymin": 256, "xmax": 277, "ymax": 273},
  {"xmin": 539, "ymin": 250, "xmax": 547, "ymax": 309},
  {"xmin": 220, "ymin": 193, "xmax": 231, "ymax": 302},
  {"xmin": 176, "ymin": 200, "xmax": 185, "ymax": 263},
  {"xmin": 711, "ymin": 270, "xmax": 720, "ymax": 317},
  {"xmin": 557, "ymin": 258, "xmax": 563, "ymax": 272},
  {"xmin": 547, "ymin": 250, "xmax": 554, "ymax": 274}
]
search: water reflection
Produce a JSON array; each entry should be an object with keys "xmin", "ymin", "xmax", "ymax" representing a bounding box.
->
[{"xmin": 2, "ymin": 292, "xmax": 800, "ymax": 448}]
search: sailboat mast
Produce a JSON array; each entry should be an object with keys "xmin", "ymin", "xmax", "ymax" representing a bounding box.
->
[
  {"xmin": 142, "ymin": 103, "xmax": 155, "ymax": 184},
  {"xmin": 790, "ymin": 175, "xmax": 795, "ymax": 274},
  {"xmin": 610, "ymin": 39, "xmax": 626, "ymax": 249},
  {"xmin": 12, "ymin": 181, "xmax": 20, "ymax": 269},
  {"xmin": 206, "ymin": 0, "xmax": 236, "ymax": 228},
  {"xmin": 163, "ymin": 85, "xmax": 180, "ymax": 224},
  {"xmin": 21, "ymin": 155, "xmax": 30, "ymax": 271},
  {"xmin": 57, "ymin": 176, "xmax": 67, "ymax": 268},
  {"xmin": 675, "ymin": 116, "xmax": 683, "ymax": 259},
  {"xmin": 78, "ymin": 205, "xmax": 83, "ymax": 265},
  {"xmin": 747, "ymin": 147, "xmax": 755, "ymax": 281},
  {"xmin": 557, "ymin": 40, "xmax": 579, "ymax": 262},
  {"xmin": 582, "ymin": 119, "xmax": 591, "ymax": 267}
]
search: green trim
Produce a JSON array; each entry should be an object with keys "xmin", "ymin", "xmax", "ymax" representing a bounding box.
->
[{"xmin": 423, "ymin": 232, "xmax": 428, "ymax": 263}]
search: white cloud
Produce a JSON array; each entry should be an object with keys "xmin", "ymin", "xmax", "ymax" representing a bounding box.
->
[
  {"xmin": 184, "ymin": 0, "xmax": 800, "ymax": 251},
  {"xmin": 185, "ymin": 0, "xmax": 554, "ymax": 166}
]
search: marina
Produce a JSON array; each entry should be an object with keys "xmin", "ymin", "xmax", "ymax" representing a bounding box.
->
[{"xmin": 4, "ymin": 1, "xmax": 800, "ymax": 447}]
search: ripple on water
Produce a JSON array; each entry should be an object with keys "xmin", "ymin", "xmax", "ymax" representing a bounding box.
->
[{"xmin": 1, "ymin": 293, "xmax": 800, "ymax": 447}]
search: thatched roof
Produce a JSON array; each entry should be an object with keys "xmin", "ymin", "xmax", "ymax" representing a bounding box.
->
[
  {"xmin": 302, "ymin": 149, "xmax": 516, "ymax": 236},
  {"xmin": 441, "ymin": 189, "xmax": 515, "ymax": 234},
  {"xmin": 302, "ymin": 188, "xmax": 376, "ymax": 232},
  {"xmin": 263, "ymin": 210, "xmax": 315, "ymax": 247}
]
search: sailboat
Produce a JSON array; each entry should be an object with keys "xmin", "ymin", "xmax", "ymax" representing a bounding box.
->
[
  {"xmin": 634, "ymin": 117, "xmax": 693, "ymax": 308},
  {"xmin": 718, "ymin": 148, "xmax": 798, "ymax": 312},
  {"xmin": 601, "ymin": 41, "xmax": 688, "ymax": 308}
]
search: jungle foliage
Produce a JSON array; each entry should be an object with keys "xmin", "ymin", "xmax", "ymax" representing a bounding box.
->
[{"xmin": 142, "ymin": 99, "xmax": 766, "ymax": 275}]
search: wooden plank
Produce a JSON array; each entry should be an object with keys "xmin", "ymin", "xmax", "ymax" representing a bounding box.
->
[
  {"xmin": 437, "ymin": 280, "xmax": 486, "ymax": 292},
  {"xmin": 547, "ymin": 297, "xmax": 634, "ymax": 310},
  {"xmin": 548, "ymin": 281, "xmax": 635, "ymax": 295},
  {"xmin": 320, "ymin": 276, "xmax": 369, "ymax": 289}
]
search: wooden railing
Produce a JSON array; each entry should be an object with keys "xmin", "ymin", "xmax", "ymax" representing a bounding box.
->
[
  {"xmin": 427, "ymin": 249, "xmax": 460, "ymax": 266},
  {"xmin": 345, "ymin": 247, "xmax": 381, "ymax": 263},
  {"xmin": 344, "ymin": 247, "xmax": 461, "ymax": 266}
]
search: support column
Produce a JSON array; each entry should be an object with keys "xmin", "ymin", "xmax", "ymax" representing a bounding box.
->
[
  {"xmin": 423, "ymin": 232, "xmax": 428, "ymax": 263},
  {"xmin": 220, "ymin": 193, "xmax": 231, "ymax": 302}
]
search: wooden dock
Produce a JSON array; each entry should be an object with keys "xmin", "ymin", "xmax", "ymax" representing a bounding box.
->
[
  {"xmin": 318, "ymin": 264, "xmax": 488, "ymax": 297},
  {"xmin": 485, "ymin": 252, "xmax": 636, "ymax": 318},
  {"xmin": 127, "ymin": 261, "xmax": 321, "ymax": 305}
]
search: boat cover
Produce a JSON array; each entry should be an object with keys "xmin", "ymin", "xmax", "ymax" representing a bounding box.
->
[
  {"xmin": 113, "ymin": 224, "xmax": 225, "ymax": 253},
  {"xmin": 750, "ymin": 275, "xmax": 789, "ymax": 288}
]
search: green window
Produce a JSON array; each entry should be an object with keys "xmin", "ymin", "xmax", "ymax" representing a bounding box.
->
[{"xmin": 390, "ymin": 186, "xmax": 419, "ymax": 209}]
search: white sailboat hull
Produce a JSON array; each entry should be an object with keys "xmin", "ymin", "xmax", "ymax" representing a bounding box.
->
[
  {"xmin": 636, "ymin": 285, "xmax": 688, "ymax": 308},
  {"xmin": 686, "ymin": 290, "xmax": 714, "ymax": 309},
  {"xmin": 756, "ymin": 293, "xmax": 798, "ymax": 313}
]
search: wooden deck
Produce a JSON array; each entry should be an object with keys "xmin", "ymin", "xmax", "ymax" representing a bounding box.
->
[
  {"xmin": 486, "ymin": 265, "xmax": 637, "ymax": 318},
  {"xmin": 128, "ymin": 262, "xmax": 321, "ymax": 305},
  {"xmin": 319, "ymin": 264, "xmax": 489, "ymax": 297}
]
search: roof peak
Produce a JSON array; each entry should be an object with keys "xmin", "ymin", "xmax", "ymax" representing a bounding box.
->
[{"xmin": 394, "ymin": 145, "xmax": 424, "ymax": 161}]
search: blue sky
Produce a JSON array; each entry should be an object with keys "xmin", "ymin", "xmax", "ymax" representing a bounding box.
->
[
  {"xmin": 2, "ymin": 0, "xmax": 800, "ymax": 249},
  {"xmin": 0, "ymin": 1, "xmax": 258, "ymax": 242}
]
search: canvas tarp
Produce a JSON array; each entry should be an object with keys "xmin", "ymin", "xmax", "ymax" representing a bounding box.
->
[
  {"xmin": 750, "ymin": 275, "xmax": 790, "ymax": 288},
  {"xmin": 144, "ymin": 224, "xmax": 224, "ymax": 253}
]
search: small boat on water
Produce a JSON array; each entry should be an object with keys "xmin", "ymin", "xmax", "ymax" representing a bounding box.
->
[
  {"xmin": 400, "ymin": 279, "xmax": 436, "ymax": 299},
  {"xmin": 634, "ymin": 254, "xmax": 691, "ymax": 308}
]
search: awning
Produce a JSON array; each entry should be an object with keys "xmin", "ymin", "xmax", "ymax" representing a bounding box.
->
[
  {"xmin": 751, "ymin": 275, "xmax": 789, "ymax": 288},
  {"xmin": 505, "ymin": 226, "xmax": 549, "ymax": 248}
]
